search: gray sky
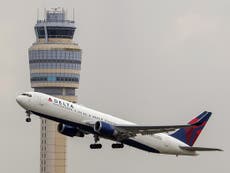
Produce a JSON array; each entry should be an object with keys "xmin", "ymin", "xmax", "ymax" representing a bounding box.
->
[{"xmin": 0, "ymin": 0, "xmax": 228, "ymax": 172}]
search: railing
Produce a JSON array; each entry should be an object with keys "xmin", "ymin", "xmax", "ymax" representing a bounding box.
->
[{"xmin": 37, "ymin": 20, "xmax": 75, "ymax": 24}]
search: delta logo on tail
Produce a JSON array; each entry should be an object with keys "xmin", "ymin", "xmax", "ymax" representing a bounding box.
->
[{"xmin": 170, "ymin": 111, "xmax": 211, "ymax": 146}]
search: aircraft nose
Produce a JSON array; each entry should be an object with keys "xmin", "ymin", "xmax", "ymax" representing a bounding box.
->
[
  {"xmin": 16, "ymin": 95, "xmax": 29, "ymax": 109},
  {"xmin": 16, "ymin": 95, "xmax": 23, "ymax": 104}
]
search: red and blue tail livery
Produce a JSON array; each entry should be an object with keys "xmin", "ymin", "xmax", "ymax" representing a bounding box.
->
[{"xmin": 170, "ymin": 111, "xmax": 211, "ymax": 146}]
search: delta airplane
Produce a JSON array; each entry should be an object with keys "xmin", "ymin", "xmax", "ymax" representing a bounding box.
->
[{"xmin": 16, "ymin": 92, "xmax": 222, "ymax": 156}]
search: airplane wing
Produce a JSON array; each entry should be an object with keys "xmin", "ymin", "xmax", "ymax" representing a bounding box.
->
[
  {"xmin": 114, "ymin": 123, "xmax": 199, "ymax": 138},
  {"xmin": 180, "ymin": 146, "xmax": 223, "ymax": 151},
  {"xmin": 83, "ymin": 118, "xmax": 202, "ymax": 140}
]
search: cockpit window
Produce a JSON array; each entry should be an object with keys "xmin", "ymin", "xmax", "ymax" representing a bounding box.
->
[{"xmin": 22, "ymin": 93, "xmax": 32, "ymax": 97}]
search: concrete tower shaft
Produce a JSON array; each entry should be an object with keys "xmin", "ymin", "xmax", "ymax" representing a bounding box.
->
[{"xmin": 28, "ymin": 8, "xmax": 81, "ymax": 173}]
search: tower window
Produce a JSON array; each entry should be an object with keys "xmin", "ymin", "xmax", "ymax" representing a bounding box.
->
[{"xmin": 35, "ymin": 26, "xmax": 75, "ymax": 39}]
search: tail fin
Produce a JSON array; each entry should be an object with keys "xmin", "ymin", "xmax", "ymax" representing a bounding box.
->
[{"xmin": 170, "ymin": 111, "xmax": 211, "ymax": 146}]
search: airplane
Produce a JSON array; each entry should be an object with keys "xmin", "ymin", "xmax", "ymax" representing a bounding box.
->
[{"xmin": 16, "ymin": 91, "xmax": 222, "ymax": 156}]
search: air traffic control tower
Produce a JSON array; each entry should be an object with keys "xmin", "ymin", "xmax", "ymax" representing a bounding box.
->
[{"xmin": 28, "ymin": 9, "xmax": 81, "ymax": 173}]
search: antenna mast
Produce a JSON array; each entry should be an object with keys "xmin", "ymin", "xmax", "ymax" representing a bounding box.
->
[
  {"xmin": 37, "ymin": 8, "xmax": 39, "ymax": 21},
  {"xmin": 73, "ymin": 8, "xmax": 75, "ymax": 22}
]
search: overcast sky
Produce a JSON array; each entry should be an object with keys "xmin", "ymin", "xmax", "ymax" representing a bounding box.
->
[{"xmin": 0, "ymin": 0, "xmax": 229, "ymax": 172}]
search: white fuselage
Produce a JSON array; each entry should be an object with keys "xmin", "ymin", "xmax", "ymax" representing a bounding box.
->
[{"xmin": 16, "ymin": 92, "xmax": 196, "ymax": 156}]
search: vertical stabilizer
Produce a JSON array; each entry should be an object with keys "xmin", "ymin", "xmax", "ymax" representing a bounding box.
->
[{"xmin": 170, "ymin": 111, "xmax": 211, "ymax": 146}]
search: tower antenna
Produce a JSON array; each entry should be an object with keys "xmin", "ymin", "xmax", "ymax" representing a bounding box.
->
[
  {"xmin": 44, "ymin": 8, "xmax": 46, "ymax": 20},
  {"xmin": 65, "ymin": 8, "xmax": 68, "ymax": 20},
  {"xmin": 37, "ymin": 8, "xmax": 39, "ymax": 21},
  {"xmin": 73, "ymin": 8, "xmax": 75, "ymax": 22}
]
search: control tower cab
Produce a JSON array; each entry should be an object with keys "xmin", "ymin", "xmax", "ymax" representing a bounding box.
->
[{"xmin": 35, "ymin": 10, "xmax": 76, "ymax": 39}]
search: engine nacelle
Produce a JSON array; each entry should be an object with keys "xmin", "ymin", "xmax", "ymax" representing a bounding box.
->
[
  {"xmin": 94, "ymin": 121, "xmax": 118, "ymax": 137},
  {"xmin": 57, "ymin": 123, "xmax": 84, "ymax": 137}
]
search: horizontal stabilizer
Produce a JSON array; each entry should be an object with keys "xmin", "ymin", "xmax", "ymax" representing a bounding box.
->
[{"xmin": 180, "ymin": 146, "xmax": 223, "ymax": 152}]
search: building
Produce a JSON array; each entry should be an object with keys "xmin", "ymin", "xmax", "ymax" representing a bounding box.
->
[{"xmin": 28, "ymin": 8, "xmax": 82, "ymax": 173}]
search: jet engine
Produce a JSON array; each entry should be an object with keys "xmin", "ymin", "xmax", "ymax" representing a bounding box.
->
[
  {"xmin": 94, "ymin": 121, "xmax": 118, "ymax": 137},
  {"xmin": 57, "ymin": 123, "xmax": 84, "ymax": 137}
]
